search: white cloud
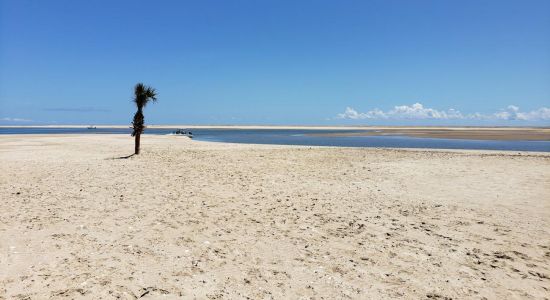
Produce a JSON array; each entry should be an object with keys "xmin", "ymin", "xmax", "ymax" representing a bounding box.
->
[
  {"xmin": 337, "ymin": 103, "xmax": 550, "ymax": 122},
  {"xmin": 337, "ymin": 107, "xmax": 387, "ymax": 119},
  {"xmin": 492, "ymin": 105, "xmax": 550, "ymax": 121},
  {"xmin": 387, "ymin": 103, "xmax": 464, "ymax": 119},
  {"xmin": 338, "ymin": 103, "xmax": 464, "ymax": 120},
  {"xmin": 493, "ymin": 105, "xmax": 520, "ymax": 120},
  {"xmin": 1, "ymin": 117, "xmax": 34, "ymax": 122}
]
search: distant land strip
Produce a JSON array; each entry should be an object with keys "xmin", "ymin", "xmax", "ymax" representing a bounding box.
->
[{"xmin": 307, "ymin": 128, "xmax": 550, "ymax": 141}]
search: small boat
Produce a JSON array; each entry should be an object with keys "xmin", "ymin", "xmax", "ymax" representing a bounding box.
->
[
  {"xmin": 87, "ymin": 125, "xmax": 97, "ymax": 129},
  {"xmin": 171, "ymin": 129, "xmax": 193, "ymax": 138}
]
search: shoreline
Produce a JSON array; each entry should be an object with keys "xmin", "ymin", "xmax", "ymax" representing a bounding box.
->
[{"xmin": 1, "ymin": 133, "xmax": 550, "ymax": 156}]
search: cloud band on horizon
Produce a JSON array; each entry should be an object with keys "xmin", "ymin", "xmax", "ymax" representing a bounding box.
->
[
  {"xmin": 43, "ymin": 107, "xmax": 110, "ymax": 112},
  {"xmin": 0, "ymin": 117, "xmax": 34, "ymax": 122},
  {"xmin": 337, "ymin": 103, "xmax": 550, "ymax": 122}
]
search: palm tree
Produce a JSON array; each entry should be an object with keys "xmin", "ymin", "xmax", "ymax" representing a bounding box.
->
[{"xmin": 131, "ymin": 83, "xmax": 157, "ymax": 154}]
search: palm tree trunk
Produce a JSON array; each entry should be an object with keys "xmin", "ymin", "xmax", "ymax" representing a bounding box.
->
[
  {"xmin": 135, "ymin": 133, "xmax": 141, "ymax": 154},
  {"xmin": 133, "ymin": 107, "xmax": 144, "ymax": 155}
]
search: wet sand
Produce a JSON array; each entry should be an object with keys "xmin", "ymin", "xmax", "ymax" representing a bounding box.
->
[{"xmin": 1, "ymin": 134, "xmax": 549, "ymax": 299}]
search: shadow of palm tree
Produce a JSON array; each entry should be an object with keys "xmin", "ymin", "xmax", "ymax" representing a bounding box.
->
[{"xmin": 108, "ymin": 153, "xmax": 136, "ymax": 160}]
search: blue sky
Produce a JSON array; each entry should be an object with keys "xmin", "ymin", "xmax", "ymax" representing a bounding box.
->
[{"xmin": 1, "ymin": 0, "xmax": 549, "ymax": 125}]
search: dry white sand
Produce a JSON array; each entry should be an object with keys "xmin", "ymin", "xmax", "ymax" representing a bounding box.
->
[{"xmin": 1, "ymin": 134, "xmax": 549, "ymax": 299}]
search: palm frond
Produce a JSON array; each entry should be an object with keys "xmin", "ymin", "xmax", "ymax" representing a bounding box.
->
[
  {"xmin": 133, "ymin": 83, "xmax": 158, "ymax": 108},
  {"xmin": 145, "ymin": 87, "xmax": 157, "ymax": 102}
]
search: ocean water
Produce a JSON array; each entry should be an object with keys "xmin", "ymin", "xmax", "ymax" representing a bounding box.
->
[{"xmin": 1, "ymin": 127, "xmax": 549, "ymax": 152}]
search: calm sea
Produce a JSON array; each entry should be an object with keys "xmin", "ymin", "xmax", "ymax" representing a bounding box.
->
[{"xmin": 1, "ymin": 127, "xmax": 549, "ymax": 152}]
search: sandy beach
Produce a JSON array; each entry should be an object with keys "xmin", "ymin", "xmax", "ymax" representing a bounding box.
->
[{"xmin": 1, "ymin": 134, "xmax": 549, "ymax": 299}]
